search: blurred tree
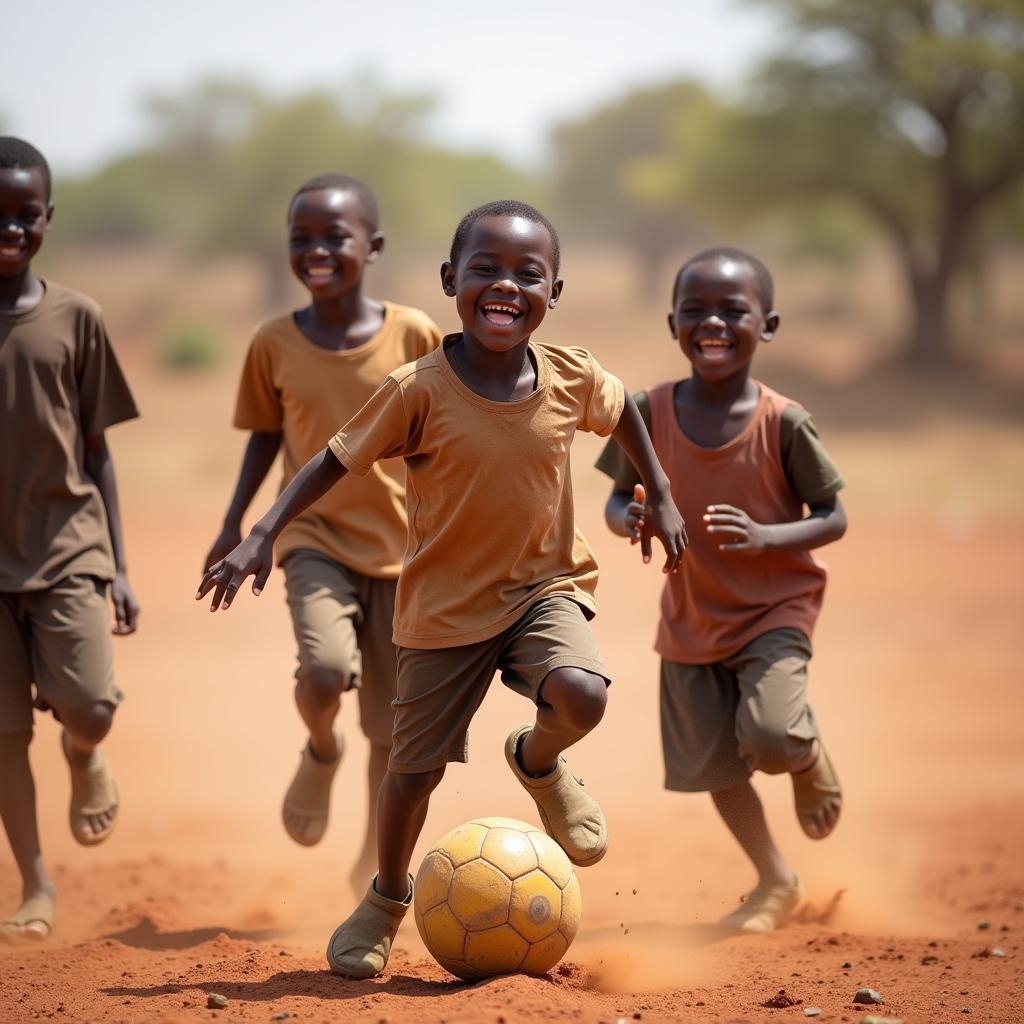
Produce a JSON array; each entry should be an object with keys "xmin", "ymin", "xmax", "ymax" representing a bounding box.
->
[
  {"xmin": 550, "ymin": 82, "xmax": 725, "ymax": 293},
  {"xmin": 696, "ymin": 0, "xmax": 1024, "ymax": 366}
]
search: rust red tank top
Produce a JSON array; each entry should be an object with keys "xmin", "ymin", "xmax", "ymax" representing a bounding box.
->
[{"xmin": 648, "ymin": 380, "xmax": 828, "ymax": 664}]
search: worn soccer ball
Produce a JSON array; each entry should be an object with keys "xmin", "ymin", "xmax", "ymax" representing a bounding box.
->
[{"xmin": 414, "ymin": 816, "xmax": 581, "ymax": 981}]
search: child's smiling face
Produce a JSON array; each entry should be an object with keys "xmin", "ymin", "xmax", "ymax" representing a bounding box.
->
[
  {"xmin": 669, "ymin": 256, "xmax": 778, "ymax": 381},
  {"xmin": 287, "ymin": 188, "xmax": 382, "ymax": 300},
  {"xmin": 0, "ymin": 166, "xmax": 52, "ymax": 277},
  {"xmin": 441, "ymin": 215, "xmax": 562, "ymax": 352}
]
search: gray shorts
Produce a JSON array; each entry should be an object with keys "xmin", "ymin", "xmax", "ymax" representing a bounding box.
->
[
  {"xmin": 390, "ymin": 596, "xmax": 610, "ymax": 773},
  {"xmin": 661, "ymin": 627, "xmax": 818, "ymax": 792},
  {"xmin": 0, "ymin": 575, "xmax": 123, "ymax": 735},
  {"xmin": 282, "ymin": 548, "xmax": 398, "ymax": 747}
]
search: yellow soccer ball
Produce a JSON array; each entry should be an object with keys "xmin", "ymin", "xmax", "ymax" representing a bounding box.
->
[{"xmin": 414, "ymin": 816, "xmax": 581, "ymax": 981}]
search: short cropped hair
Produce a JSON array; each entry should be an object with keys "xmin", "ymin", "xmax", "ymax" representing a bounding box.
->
[
  {"xmin": 0, "ymin": 137, "xmax": 52, "ymax": 200},
  {"xmin": 449, "ymin": 200, "xmax": 561, "ymax": 277},
  {"xmin": 672, "ymin": 247, "xmax": 774, "ymax": 311},
  {"xmin": 289, "ymin": 173, "xmax": 379, "ymax": 231}
]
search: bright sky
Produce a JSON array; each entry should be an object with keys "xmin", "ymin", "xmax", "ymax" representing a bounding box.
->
[{"xmin": 6, "ymin": 0, "xmax": 778, "ymax": 175}]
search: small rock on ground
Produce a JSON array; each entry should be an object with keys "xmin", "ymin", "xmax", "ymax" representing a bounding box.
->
[
  {"xmin": 804, "ymin": 1009, "xmax": 822, "ymax": 1017},
  {"xmin": 854, "ymin": 987, "xmax": 884, "ymax": 1005},
  {"xmin": 207, "ymin": 993, "xmax": 229, "ymax": 1010}
]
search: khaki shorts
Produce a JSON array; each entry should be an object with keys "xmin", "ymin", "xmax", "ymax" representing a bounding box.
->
[
  {"xmin": 282, "ymin": 548, "xmax": 398, "ymax": 747},
  {"xmin": 661, "ymin": 627, "xmax": 818, "ymax": 792},
  {"xmin": 390, "ymin": 595, "xmax": 610, "ymax": 773},
  {"xmin": 0, "ymin": 575, "xmax": 122, "ymax": 735}
]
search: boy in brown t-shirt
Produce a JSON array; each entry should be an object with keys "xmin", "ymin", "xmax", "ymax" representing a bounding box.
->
[
  {"xmin": 203, "ymin": 174, "xmax": 440, "ymax": 888},
  {"xmin": 597, "ymin": 247, "xmax": 846, "ymax": 933},
  {"xmin": 198, "ymin": 200, "xmax": 687, "ymax": 978},
  {"xmin": 0, "ymin": 138, "xmax": 139, "ymax": 942}
]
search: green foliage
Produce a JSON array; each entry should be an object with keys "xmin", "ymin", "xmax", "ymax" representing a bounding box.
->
[{"xmin": 160, "ymin": 321, "xmax": 224, "ymax": 372}]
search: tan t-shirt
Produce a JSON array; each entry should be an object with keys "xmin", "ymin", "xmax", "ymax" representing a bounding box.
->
[
  {"xmin": 0, "ymin": 281, "xmax": 139, "ymax": 592},
  {"xmin": 234, "ymin": 302, "xmax": 441, "ymax": 578},
  {"xmin": 596, "ymin": 380, "xmax": 844, "ymax": 664},
  {"xmin": 328, "ymin": 337, "xmax": 625, "ymax": 649}
]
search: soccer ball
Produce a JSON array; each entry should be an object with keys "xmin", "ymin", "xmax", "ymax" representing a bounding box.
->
[{"xmin": 414, "ymin": 816, "xmax": 581, "ymax": 981}]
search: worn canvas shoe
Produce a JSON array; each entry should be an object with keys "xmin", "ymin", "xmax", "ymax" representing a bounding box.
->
[
  {"xmin": 326, "ymin": 874, "xmax": 412, "ymax": 979},
  {"xmin": 504, "ymin": 724, "xmax": 608, "ymax": 866},
  {"xmin": 720, "ymin": 876, "xmax": 804, "ymax": 933}
]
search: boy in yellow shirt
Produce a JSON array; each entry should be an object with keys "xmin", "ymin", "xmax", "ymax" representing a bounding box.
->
[
  {"xmin": 198, "ymin": 199, "xmax": 686, "ymax": 978},
  {"xmin": 203, "ymin": 174, "xmax": 440, "ymax": 889}
]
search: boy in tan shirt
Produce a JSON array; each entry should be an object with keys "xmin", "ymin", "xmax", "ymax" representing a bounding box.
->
[
  {"xmin": 198, "ymin": 200, "xmax": 686, "ymax": 978},
  {"xmin": 1, "ymin": 138, "xmax": 139, "ymax": 942},
  {"xmin": 597, "ymin": 247, "xmax": 846, "ymax": 933},
  {"xmin": 203, "ymin": 174, "xmax": 440, "ymax": 888}
]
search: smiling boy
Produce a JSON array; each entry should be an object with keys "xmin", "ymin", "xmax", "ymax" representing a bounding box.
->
[
  {"xmin": 597, "ymin": 247, "xmax": 846, "ymax": 933},
  {"xmin": 197, "ymin": 199, "xmax": 687, "ymax": 978},
  {"xmin": 0, "ymin": 137, "xmax": 139, "ymax": 942},
  {"xmin": 203, "ymin": 174, "xmax": 440, "ymax": 887}
]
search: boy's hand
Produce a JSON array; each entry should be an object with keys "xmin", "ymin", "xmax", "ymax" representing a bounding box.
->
[
  {"xmin": 704, "ymin": 504, "xmax": 773, "ymax": 554},
  {"xmin": 111, "ymin": 572, "xmax": 140, "ymax": 635},
  {"xmin": 196, "ymin": 529, "xmax": 274, "ymax": 611},
  {"xmin": 203, "ymin": 525, "xmax": 243, "ymax": 573},
  {"xmin": 637, "ymin": 484, "xmax": 687, "ymax": 574},
  {"xmin": 624, "ymin": 483, "xmax": 648, "ymax": 545}
]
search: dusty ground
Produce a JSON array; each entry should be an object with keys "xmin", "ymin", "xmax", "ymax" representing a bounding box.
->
[{"xmin": 2, "ymin": 256, "xmax": 1023, "ymax": 1022}]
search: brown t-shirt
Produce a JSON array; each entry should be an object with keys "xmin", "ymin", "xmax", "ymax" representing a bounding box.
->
[
  {"xmin": 0, "ymin": 281, "xmax": 139, "ymax": 592},
  {"xmin": 233, "ymin": 302, "xmax": 442, "ymax": 579},
  {"xmin": 328, "ymin": 337, "xmax": 625, "ymax": 649},
  {"xmin": 596, "ymin": 380, "xmax": 844, "ymax": 664}
]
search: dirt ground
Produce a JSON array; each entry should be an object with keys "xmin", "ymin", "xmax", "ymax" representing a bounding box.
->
[{"xmin": 2, "ymin": 256, "xmax": 1023, "ymax": 1023}]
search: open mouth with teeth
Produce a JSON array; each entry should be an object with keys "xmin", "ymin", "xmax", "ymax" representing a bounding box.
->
[
  {"xmin": 303, "ymin": 265, "xmax": 337, "ymax": 282},
  {"xmin": 480, "ymin": 302, "xmax": 523, "ymax": 327},
  {"xmin": 695, "ymin": 338, "xmax": 734, "ymax": 362},
  {"xmin": 0, "ymin": 245, "xmax": 25, "ymax": 259}
]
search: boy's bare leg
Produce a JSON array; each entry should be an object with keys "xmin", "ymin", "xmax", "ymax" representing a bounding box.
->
[
  {"xmin": 348, "ymin": 740, "xmax": 388, "ymax": 894},
  {"xmin": 294, "ymin": 670, "xmax": 343, "ymax": 762},
  {"xmin": 375, "ymin": 766, "xmax": 445, "ymax": 900},
  {"xmin": 58, "ymin": 701, "xmax": 117, "ymax": 842},
  {"xmin": 0, "ymin": 731, "xmax": 56, "ymax": 938},
  {"xmin": 711, "ymin": 778, "xmax": 795, "ymax": 887},
  {"xmin": 518, "ymin": 668, "xmax": 608, "ymax": 775}
]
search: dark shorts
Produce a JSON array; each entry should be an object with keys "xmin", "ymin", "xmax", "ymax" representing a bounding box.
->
[
  {"xmin": 389, "ymin": 596, "xmax": 610, "ymax": 773},
  {"xmin": 0, "ymin": 575, "xmax": 122, "ymax": 735},
  {"xmin": 661, "ymin": 627, "xmax": 818, "ymax": 792},
  {"xmin": 282, "ymin": 548, "xmax": 398, "ymax": 747}
]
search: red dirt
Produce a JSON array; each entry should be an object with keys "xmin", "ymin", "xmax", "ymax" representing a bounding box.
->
[{"xmin": 2, "ymin": 344, "xmax": 1023, "ymax": 1023}]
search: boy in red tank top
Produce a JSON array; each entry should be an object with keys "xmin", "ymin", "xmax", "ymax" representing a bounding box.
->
[{"xmin": 596, "ymin": 248, "xmax": 847, "ymax": 932}]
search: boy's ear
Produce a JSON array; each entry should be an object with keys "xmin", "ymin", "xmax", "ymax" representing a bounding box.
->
[
  {"xmin": 366, "ymin": 231, "xmax": 384, "ymax": 262},
  {"xmin": 761, "ymin": 311, "xmax": 780, "ymax": 341},
  {"xmin": 667, "ymin": 311, "xmax": 676, "ymax": 338},
  {"xmin": 440, "ymin": 261, "xmax": 457, "ymax": 296},
  {"xmin": 46, "ymin": 202, "xmax": 55, "ymax": 224},
  {"xmin": 547, "ymin": 278, "xmax": 564, "ymax": 308}
]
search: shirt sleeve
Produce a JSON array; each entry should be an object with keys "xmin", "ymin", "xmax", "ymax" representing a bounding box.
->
[
  {"xmin": 781, "ymin": 408, "xmax": 845, "ymax": 506},
  {"xmin": 578, "ymin": 351, "xmax": 625, "ymax": 436},
  {"xmin": 233, "ymin": 330, "xmax": 283, "ymax": 432},
  {"xmin": 76, "ymin": 306, "xmax": 139, "ymax": 435},
  {"xmin": 594, "ymin": 390, "xmax": 649, "ymax": 492},
  {"xmin": 328, "ymin": 376, "xmax": 414, "ymax": 476}
]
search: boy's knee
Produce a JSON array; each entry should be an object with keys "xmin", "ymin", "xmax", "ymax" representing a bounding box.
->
[
  {"xmin": 297, "ymin": 666, "xmax": 352, "ymax": 706},
  {"xmin": 387, "ymin": 765, "xmax": 445, "ymax": 801},
  {"xmin": 60, "ymin": 701, "xmax": 114, "ymax": 746},
  {"xmin": 540, "ymin": 667, "xmax": 608, "ymax": 733},
  {"xmin": 738, "ymin": 724, "xmax": 811, "ymax": 777}
]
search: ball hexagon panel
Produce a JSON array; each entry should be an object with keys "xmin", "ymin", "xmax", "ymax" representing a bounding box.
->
[
  {"xmin": 414, "ymin": 850, "xmax": 454, "ymax": 912},
  {"xmin": 463, "ymin": 923, "xmax": 530, "ymax": 975},
  {"xmin": 448, "ymin": 859, "xmax": 512, "ymax": 931},
  {"xmin": 526, "ymin": 830, "xmax": 574, "ymax": 889},
  {"xmin": 519, "ymin": 929, "xmax": 569, "ymax": 976},
  {"xmin": 480, "ymin": 827, "xmax": 539, "ymax": 880},
  {"xmin": 508, "ymin": 869, "xmax": 562, "ymax": 943},
  {"xmin": 417, "ymin": 902, "xmax": 466, "ymax": 961}
]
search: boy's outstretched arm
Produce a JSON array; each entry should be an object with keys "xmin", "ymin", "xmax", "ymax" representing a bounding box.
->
[
  {"xmin": 704, "ymin": 495, "xmax": 847, "ymax": 554},
  {"xmin": 203, "ymin": 431, "xmax": 282, "ymax": 571},
  {"xmin": 610, "ymin": 394, "xmax": 687, "ymax": 573},
  {"xmin": 84, "ymin": 433, "xmax": 139, "ymax": 635},
  {"xmin": 196, "ymin": 446, "xmax": 347, "ymax": 611}
]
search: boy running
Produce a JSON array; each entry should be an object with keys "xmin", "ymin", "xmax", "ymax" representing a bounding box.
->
[
  {"xmin": 203, "ymin": 174, "xmax": 440, "ymax": 888},
  {"xmin": 0, "ymin": 137, "xmax": 139, "ymax": 942},
  {"xmin": 197, "ymin": 200, "xmax": 686, "ymax": 977},
  {"xmin": 597, "ymin": 247, "xmax": 846, "ymax": 933}
]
